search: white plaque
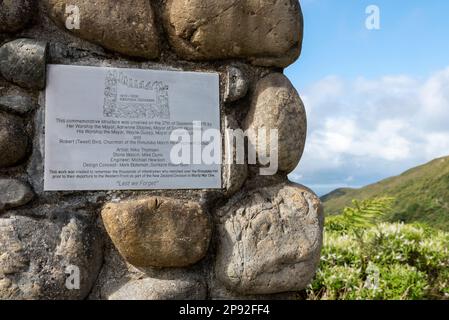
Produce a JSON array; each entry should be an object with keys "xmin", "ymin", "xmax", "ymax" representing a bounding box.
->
[{"xmin": 44, "ymin": 65, "xmax": 221, "ymax": 191}]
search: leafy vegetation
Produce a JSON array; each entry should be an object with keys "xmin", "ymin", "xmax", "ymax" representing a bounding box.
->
[
  {"xmin": 306, "ymin": 198, "xmax": 449, "ymax": 300},
  {"xmin": 327, "ymin": 196, "xmax": 395, "ymax": 231},
  {"xmin": 322, "ymin": 156, "xmax": 449, "ymax": 231}
]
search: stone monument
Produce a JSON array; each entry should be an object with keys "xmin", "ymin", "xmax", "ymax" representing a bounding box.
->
[{"xmin": 0, "ymin": 0, "xmax": 323, "ymax": 299}]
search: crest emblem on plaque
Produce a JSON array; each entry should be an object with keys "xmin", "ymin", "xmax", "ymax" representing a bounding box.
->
[{"xmin": 103, "ymin": 70, "xmax": 170, "ymax": 119}]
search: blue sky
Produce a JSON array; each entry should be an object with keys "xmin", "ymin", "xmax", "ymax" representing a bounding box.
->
[{"xmin": 286, "ymin": 0, "xmax": 449, "ymax": 195}]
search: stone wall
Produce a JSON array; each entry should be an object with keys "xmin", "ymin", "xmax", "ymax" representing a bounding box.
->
[{"xmin": 0, "ymin": 0, "xmax": 323, "ymax": 300}]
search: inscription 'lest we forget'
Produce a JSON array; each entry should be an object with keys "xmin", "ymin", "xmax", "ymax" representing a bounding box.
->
[{"xmin": 44, "ymin": 65, "xmax": 221, "ymax": 191}]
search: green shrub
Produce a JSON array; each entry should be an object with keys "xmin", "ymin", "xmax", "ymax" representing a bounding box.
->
[
  {"xmin": 363, "ymin": 264, "xmax": 428, "ymax": 300},
  {"xmin": 364, "ymin": 223, "xmax": 449, "ymax": 272},
  {"xmin": 310, "ymin": 265, "xmax": 363, "ymax": 300},
  {"xmin": 308, "ymin": 222, "xmax": 449, "ymax": 300}
]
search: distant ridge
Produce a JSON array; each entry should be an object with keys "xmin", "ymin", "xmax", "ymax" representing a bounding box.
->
[
  {"xmin": 320, "ymin": 188, "xmax": 355, "ymax": 203},
  {"xmin": 321, "ymin": 156, "xmax": 449, "ymax": 231}
]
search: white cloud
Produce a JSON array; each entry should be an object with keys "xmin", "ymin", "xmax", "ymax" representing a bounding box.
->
[
  {"xmin": 424, "ymin": 132, "xmax": 449, "ymax": 159},
  {"xmin": 290, "ymin": 67, "xmax": 449, "ymax": 195}
]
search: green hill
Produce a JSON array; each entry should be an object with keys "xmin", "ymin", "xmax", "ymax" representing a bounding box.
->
[{"xmin": 322, "ymin": 156, "xmax": 449, "ymax": 231}]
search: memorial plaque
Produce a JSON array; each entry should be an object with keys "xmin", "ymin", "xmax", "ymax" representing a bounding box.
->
[{"xmin": 44, "ymin": 65, "xmax": 221, "ymax": 191}]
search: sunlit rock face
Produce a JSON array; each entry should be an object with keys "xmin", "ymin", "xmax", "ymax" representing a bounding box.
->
[
  {"xmin": 163, "ymin": 0, "xmax": 303, "ymax": 67},
  {"xmin": 101, "ymin": 197, "xmax": 212, "ymax": 268},
  {"xmin": 44, "ymin": 0, "xmax": 160, "ymax": 59},
  {"xmin": 215, "ymin": 180, "xmax": 323, "ymax": 294},
  {"xmin": 244, "ymin": 73, "xmax": 307, "ymax": 174}
]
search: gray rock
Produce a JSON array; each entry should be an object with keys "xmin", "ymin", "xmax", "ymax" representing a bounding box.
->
[
  {"xmin": 0, "ymin": 0, "xmax": 35, "ymax": 33},
  {"xmin": 89, "ymin": 240, "xmax": 208, "ymax": 300},
  {"xmin": 0, "ymin": 112, "xmax": 28, "ymax": 168},
  {"xmin": 0, "ymin": 95, "xmax": 37, "ymax": 115},
  {"xmin": 215, "ymin": 180, "xmax": 323, "ymax": 294},
  {"xmin": 244, "ymin": 73, "xmax": 307, "ymax": 174},
  {"xmin": 163, "ymin": 0, "xmax": 303, "ymax": 67},
  {"xmin": 209, "ymin": 275, "xmax": 302, "ymax": 300},
  {"xmin": 109, "ymin": 277, "xmax": 207, "ymax": 300},
  {"xmin": 0, "ymin": 39, "xmax": 48, "ymax": 90},
  {"xmin": 0, "ymin": 213, "xmax": 103, "ymax": 299},
  {"xmin": 224, "ymin": 66, "xmax": 249, "ymax": 103},
  {"xmin": 222, "ymin": 115, "xmax": 248, "ymax": 197},
  {"xmin": 26, "ymin": 105, "xmax": 44, "ymax": 194},
  {"xmin": 0, "ymin": 179, "xmax": 34, "ymax": 211},
  {"xmin": 101, "ymin": 197, "xmax": 212, "ymax": 268},
  {"xmin": 87, "ymin": 240, "xmax": 132, "ymax": 300},
  {"xmin": 44, "ymin": 0, "xmax": 160, "ymax": 59}
]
